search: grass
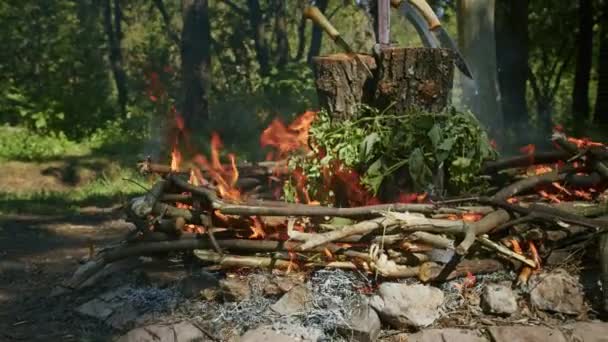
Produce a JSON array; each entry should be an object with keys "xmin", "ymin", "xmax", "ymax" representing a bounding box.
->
[
  {"xmin": 0, "ymin": 167, "xmax": 149, "ymax": 215},
  {"xmin": 0, "ymin": 124, "xmax": 152, "ymax": 215}
]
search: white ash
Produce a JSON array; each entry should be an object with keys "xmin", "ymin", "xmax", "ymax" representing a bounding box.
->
[{"xmin": 120, "ymin": 285, "xmax": 181, "ymax": 313}]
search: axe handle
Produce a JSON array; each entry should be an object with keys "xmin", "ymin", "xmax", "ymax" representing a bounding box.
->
[
  {"xmin": 407, "ymin": 0, "xmax": 441, "ymax": 30},
  {"xmin": 303, "ymin": 6, "xmax": 340, "ymax": 40}
]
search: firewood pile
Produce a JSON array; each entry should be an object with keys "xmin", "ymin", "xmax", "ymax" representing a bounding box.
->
[{"xmin": 60, "ymin": 129, "xmax": 608, "ymax": 311}]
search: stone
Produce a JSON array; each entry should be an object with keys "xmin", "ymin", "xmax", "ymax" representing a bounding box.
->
[
  {"xmin": 481, "ymin": 283, "xmax": 518, "ymax": 315},
  {"xmin": 220, "ymin": 277, "xmax": 252, "ymax": 302},
  {"xmin": 180, "ymin": 272, "xmax": 219, "ymax": 299},
  {"xmin": 565, "ymin": 321, "xmax": 608, "ymax": 342},
  {"xmin": 337, "ymin": 296, "xmax": 381, "ymax": 342},
  {"xmin": 487, "ymin": 326, "xmax": 567, "ymax": 342},
  {"xmin": 270, "ymin": 284, "xmax": 313, "ymax": 315},
  {"xmin": 369, "ymin": 283, "xmax": 444, "ymax": 329},
  {"xmin": 116, "ymin": 321, "xmax": 210, "ymax": 342},
  {"xmin": 529, "ymin": 269, "xmax": 585, "ymax": 315},
  {"xmin": 387, "ymin": 329, "xmax": 488, "ymax": 342},
  {"xmin": 239, "ymin": 325, "xmax": 322, "ymax": 342}
]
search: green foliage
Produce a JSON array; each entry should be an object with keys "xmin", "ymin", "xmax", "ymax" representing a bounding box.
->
[
  {"xmin": 0, "ymin": 127, "xmax": 85, "ymax": 161},
  {"xmin": 286, "ymin": 107, "xmax": 497, "ymax": 201},
  {"xmin": 0, "ymin": 167, "xmax": 147, "ymax": 215}
]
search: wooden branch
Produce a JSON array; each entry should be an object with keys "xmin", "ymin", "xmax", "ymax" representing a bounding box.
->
[
  {"xmin": 492, "ymin": 172, "xmax": 566, "ymax": 200},
  {"xmin": 193, "ymin": 250, "xmax": 292, "ymax": 269},
  {"xmin": 408, "ymin": 232, "xmax": 454, "ymax": 249},
  {"xmin": 553, "ymin": 132, "xmax": 608, "ymax": 178},
  {"xmin": 130, "ymin": 180, "xmax": 168, "ymax": 217},
  {"xmin": 481, "ymin": 151, "xmax": 570, "ymax": 173},
  {"xmin": 217, "ymin": 202, "xmax": 475, "ymax": 217},
  {"xmin": 61, "ymin": 237, "xmax": 349, "ymax": 290},
  {"xmin": 477, "ymin": 236, "xmax": 537, "ymax": 268},
  {"xmin": 418, "ymin": 259, "xmax": 505, "ymax": 282},
  {"xmin": 296, "ymin": 217, "xmax": 398, "ymax": 251}
]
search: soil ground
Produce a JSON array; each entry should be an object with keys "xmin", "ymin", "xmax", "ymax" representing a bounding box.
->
[{"xmin": 0, "ymin": 159, "xmax": 133, "ymax": 341}]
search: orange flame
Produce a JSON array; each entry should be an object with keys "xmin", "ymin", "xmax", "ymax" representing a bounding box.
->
[
  {"xmin": 250, "ymin": 216, "xmax": 266, "ymax": 239},
  {"xmin": 260, "ymin": 111, "xmax": 316, "ymax": 157},
  {"xmin": 170, "ymin": 145, "xmax": 182, "ymax": 172},
  {"xmin": 192, "ymin": 133, "xmax": 241, "ymax": 202}
]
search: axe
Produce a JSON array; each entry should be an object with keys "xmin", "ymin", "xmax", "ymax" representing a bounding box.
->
[
  {"xmin": 390, "ymin": 0, "xmax": 474, "ymax": 79},
  {"xmin": 304, "ymin": 5, "xmax": 374, "ymax": 77}
]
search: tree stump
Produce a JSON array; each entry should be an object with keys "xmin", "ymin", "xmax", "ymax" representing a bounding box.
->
[
  {"xmin": 312, "ymin": 47, "xmax": 454, "ymax": 117},
  {"xmin": 312, "ymin": 53, "xmax": 377, "ymax": 120}
]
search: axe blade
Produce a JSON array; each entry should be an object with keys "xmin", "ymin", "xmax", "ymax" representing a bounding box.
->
[
  {"xmin": 433, "ymin": 26, "xmax": 474, "ymax": 79},
  {"xmin": 400, "ymin": 1, "xmax": 439, "ymax": 49}
]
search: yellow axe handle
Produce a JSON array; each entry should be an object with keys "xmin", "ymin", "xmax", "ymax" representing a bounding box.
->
[
  {"xmin": 303, "ymin": 6, "xmax": 340, "ymax": 40},
  {"xmin": 408, "ymin": 0, "xmax": 442, "ymax": 30}
]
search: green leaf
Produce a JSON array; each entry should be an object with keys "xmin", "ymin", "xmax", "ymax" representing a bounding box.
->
[
  {"xmin": 428, "ymin": 124, "xmax": 441, "ymax": 149},
  {"xmin": 408, "ymin": 147, "xmax": 432, "ymax": 190},
  {"xmin": 437, "ymin": 137, "xmax": 456, "ymax": 152},
  {"xmin": 359, "ymin": 132, "xmax": 379, "ymax": 162}
]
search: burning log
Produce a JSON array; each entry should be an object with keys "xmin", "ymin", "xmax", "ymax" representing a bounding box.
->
[{"xmin": 418, "ymin": 259, "xmax": 505, "ymax": 282}]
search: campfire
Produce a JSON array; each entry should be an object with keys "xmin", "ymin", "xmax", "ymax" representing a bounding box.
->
[{"xmin": 61, "ymin": 111, "xmax": 608, "ymax": 296}]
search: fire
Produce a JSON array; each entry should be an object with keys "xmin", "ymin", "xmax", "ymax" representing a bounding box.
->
[
  {"xmin": 528, "ymin": 165, "xmax": 553, "ymax": 175},
  {"xmin": 170, "ymin": 145, "xmax": 182, "ymax": 172},
  {"xmin": 539, "ymin": 190, "xmax": 561, "ymax": 203},
  {"xmin": 260, "ymin": 111, "xmax": 316, "ymax": 158},
  {"xmin": 567, "ymin": 136, "xmax": 604, "ymax": 149},
  {"xmin": 192, "ymin": 133, "xmax": 241, "ymax": 202},
  {"xmin": 250, "ymin": 216, "xmax": 266, "ymax": 239}
]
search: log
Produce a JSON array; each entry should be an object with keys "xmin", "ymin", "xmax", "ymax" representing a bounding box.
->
[
  {"xmin": 418, "ymin": 259, "xmax": 505, "ymax": 282},
  {"xmin": 312, "ymin": 53, "xmax": 377, "ymax": 120},
  {"xmin": 374, "ymin": 47, "xmax": 454, "ymax": 113},
  {"xmin": 312, "ymin": 48, "xmax": 454, "ymax": 118}
]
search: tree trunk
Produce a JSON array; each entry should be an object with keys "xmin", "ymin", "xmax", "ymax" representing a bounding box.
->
[
  {"xmin": 181, "ymin": 0, "xmax": 211, "ymax": 131},
  {"xmin": 495, "ymin": 0, "xmax": 529, "ymax": 132},
  {"xmin": 374, "ymin": 47, "xmax": 455, "ymax": 114},
  {"xmin": 572, "ymin": 0, "xmax": 593, "ymax": 123},
  {"xmin": 295, "ymin": 4, "xmax": 307, "ymax": 61},
  {"xmin": 102, "ymin": 0, "xmax": 128, "ymax": 116},
  {"xmin": 456, "ymin": 0, "xmax": 502, "ymax": 139},
  {"xmin": 307, "ymin": 0, "xmax": 329, "ymax": 64},
  {"xmin": 595, "ymin": 0, "xmax": 608, "ymax": 124},
  {"xmin": 247, "ymin": 0, "xmax": 270, "ymax": 77},
  {"xmin": 313, "ymin": 54, "xmax": 377, "ymax": 120},
  {"xmin": 312, "ymin": 48, "xmax": 454, "ymax": 120},
  {"xmin": 274, "ymin": 0, "xmax": 289, "ymax": 68}
]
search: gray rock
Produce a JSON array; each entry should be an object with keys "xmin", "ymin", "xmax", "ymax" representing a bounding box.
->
[
  {"xmin": 221, "ymin": 277, "xmax": 252, "ymax": 302},
  {"xmin": 565, "ymin": 321, "xmax": 608, "ymax": 342},
  {"xmin": 529, "ymin": 269, "xmax": 585, "ymax": 315},
  {"xmin": 180, "ymin": 272, "xmax": 219, "ymax": 299},
  {"xmin": 337, "ymin": 296, "xmax": 381, "ymax": 342},
  {"xmin": 270, "ymin": 284, "xmax": 313, "ymax": 315},
  {"xmin": 239, "ymin": 325, "xmax": 321, "ymax": 342},
  {"xmin": 481, "ymin": 283, "xmax": 518, "ymax": 315},
  {"xmin": 389, "ymin": 329, "xmax": 488, "ymax": 342},
  {"xmin": 115, "ymin": 321, "xmax": 210, "ymax": 342},
  {"xmin": 369, "ymin": 283, "xmax": 444, "ymax": 329},
  {"xmin": 487, "ymin": 326, "xmax": 567, "ymax": 342}
]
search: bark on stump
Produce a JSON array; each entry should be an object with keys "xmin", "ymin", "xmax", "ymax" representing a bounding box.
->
[
  {"xmin": 312, "ymin": 47, "xmax": 454, "ymax": 118},
  {"xmin": 312, "ymin": 53, "xmax": 377, "ymax": 120}
]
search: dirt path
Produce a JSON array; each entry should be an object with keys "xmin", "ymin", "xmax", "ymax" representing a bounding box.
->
[{"xmin": 0, "ymin": 213, "xmax": 131, "ymax": 341}]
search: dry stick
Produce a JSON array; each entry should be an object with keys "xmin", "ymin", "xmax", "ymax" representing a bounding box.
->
[
  {"xmin": 216, "ymin": 202, "xmax": 481, "ymax": 217},
  {"xmin": 477, "ymin": 236, "xmax": 536, "ymax": 267},
  {"xmin": 481, "ymin": 197, "xmax": 608, "ymax": 232},
  {"xmin": 418, "ymin": 259, "xmax": 506, "ymax": 282},
  {"xmin": 61, "ymin": 238, "xmax": 344, "ymax": 290},
  {"xmin": 408, "ymin": 232, "xmax": 454, "ymax": 249},
  {"xmin": 193, "ymin": 250, "xmax": 292, "ymax": 269},
  {"xmin": 492, "ymin": 172, "xmax": 566, "ymax": 200},
  {"xmin": 451, "ymin": 209, "xmax": 513, "ymax": 257},
  {"xmin": 481, "ymin": 151, "xmax": 571, "ymax": 174},
  {"xmin": 130, "ymin": 179, "xmax": 169, "ymax": 217},
  {"xmin": 552, "ymin": 132, "xmax": 608, "ymax": 178},
  {"xmin": 296, "ymin": 217, "xmax": 398, "ymax": 251}
]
